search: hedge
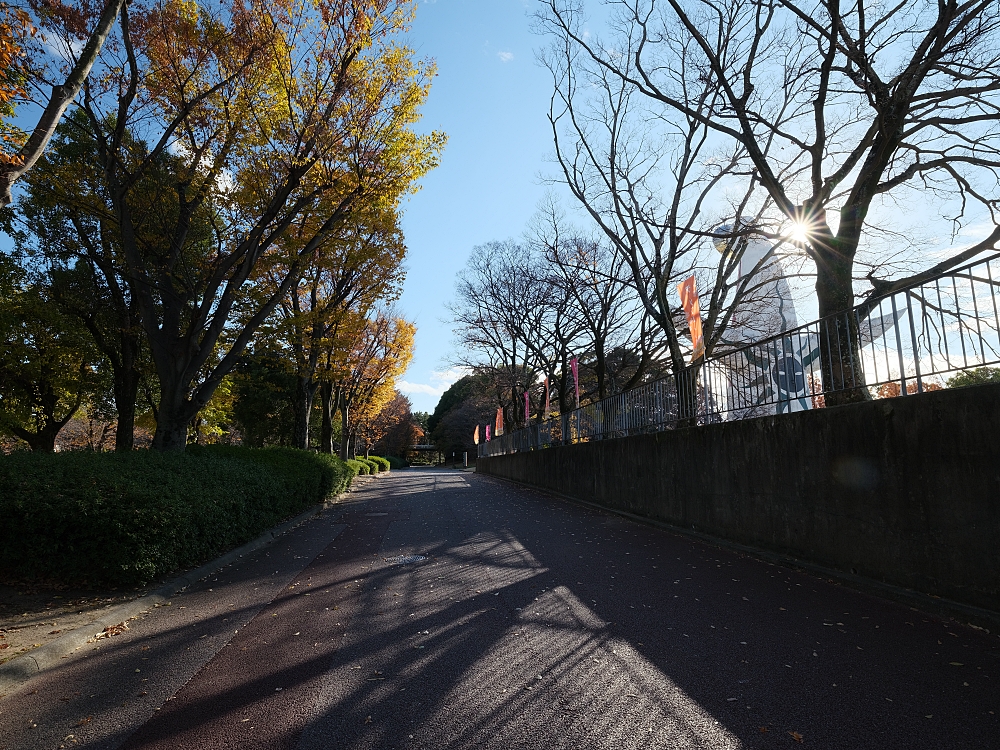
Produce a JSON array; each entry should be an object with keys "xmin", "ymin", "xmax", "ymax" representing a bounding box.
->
[
  {"xmin": 0, "ymin": 447, "xmax": 354, "ymax": 586},
  {"xmin": 345, "ymin": 458, "xmax": 369, "ymax": 475},
  {"xmin": 368, "ymin": 455, "xmax": 390, "ymax": 472}
]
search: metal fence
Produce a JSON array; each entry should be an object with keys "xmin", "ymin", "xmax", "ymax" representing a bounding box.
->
[{"xmin": 479, "ymin": 252, "xmax": 1000, "ymax": 457}]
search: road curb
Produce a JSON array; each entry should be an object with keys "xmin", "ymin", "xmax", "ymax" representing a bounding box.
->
[
  {"xmin": 0, "ymin": 498, "xmax": 341, "ymax": 697},
  {"xmin": 477, "ymin": 471, "xmax": 1000, "ymax": 634}
]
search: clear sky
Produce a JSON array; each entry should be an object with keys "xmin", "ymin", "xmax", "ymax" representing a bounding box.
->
[{"xmin": 395, "ymin": 0, "xmax": 556, "ymax": 413}]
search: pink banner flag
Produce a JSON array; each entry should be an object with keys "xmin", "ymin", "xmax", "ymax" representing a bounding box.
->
[
  {"xmin": 544, "ymin": 377, "xmax": 550, "ymax": 415},
  {"xmin": 524, "ymin": 391, "xmax": 530, "ymax": 422},
  {"xmin": 571, "ymin": 357, "xmax": 580, "ymax": 409},
  {"xmin": 486, "ymin": 424, "xmax": 491, "ymax": 442},
  {"xmin": 473, "ymin": 425, "xmax": 479, "ymax": 445}
]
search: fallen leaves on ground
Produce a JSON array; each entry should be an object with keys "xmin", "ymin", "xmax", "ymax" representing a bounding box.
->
[
  {"xmin": 92, "ymin": 622, "xmax": 129, "ymax": 641},
  {"xmin": 789, "ymin": 730, "xmax": 804, "ymax": 742},
  {"xmin": 74, "ymin": 717, "xmax": 93, "ymax": 727}
]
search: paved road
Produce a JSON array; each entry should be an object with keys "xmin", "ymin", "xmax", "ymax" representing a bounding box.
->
[{"xmin": 0, "ymin": 469, "xmax": 997, "ymax": 749}]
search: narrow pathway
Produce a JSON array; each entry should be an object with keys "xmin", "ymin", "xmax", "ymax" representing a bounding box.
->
[{"xmin": 0, "ymin": 469, "xmax": 996, "ymax": 749}]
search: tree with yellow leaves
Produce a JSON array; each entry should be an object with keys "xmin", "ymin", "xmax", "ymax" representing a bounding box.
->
[
  {"xmin": 322, "ymin": 310, "xmax": 413, "ymax": 460},
  {"xmin": 0, "ymin": 0, "xmax": 129, "ymax": 203},
  {"xmin": 53, "ymin": 0, "xmax": 441, "ymax": 450},
  {"xmin": 273, "ymin": 203, "xmax": 408, "ymax": 450}
]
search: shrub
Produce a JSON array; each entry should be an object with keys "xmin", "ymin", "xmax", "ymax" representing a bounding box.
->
[
  {"xmin": 384, "ymin": 455, "xmax": 407, "ymax": 469},
  {"xmin": 368, "ymin": 455, "xmax": 390, "ymax": 472},
  {"xmin": 0, "ymin": 447, "xmax": 354, "ymax": 586},
  {"xmin": 346, "ymin": 458, "xmax": 369, "ymax": 475},
  {"xmin": 359, "ymin": 458, "xmax": 379, "ymax": 473}
]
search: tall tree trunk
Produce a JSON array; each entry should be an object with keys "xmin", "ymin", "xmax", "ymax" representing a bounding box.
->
[
  {"xmin": 113, "ymin": 375, "xmax": 138, "ymax": 452},
  {"xmin": 338, "ymin": 400, "xmax": 350, "ymax": 461},
  {"xmin": 815, "ymin": 243, "xmax": 869, "ymax": 405},
  {"xmin": 151, "ymin": 375, "xmax": 196, "ymax": 451},
  {"xmin": 292, "ymin": 375, "xmax": 318, "ymax": 450},
  {"xmin": 675, "ymin": 364, "xmax": 700, "ymax": 428},
  {"xmin": 112, "ymin": 336, "xmax": 141, "ymax": 452},
  {"xmin": 320, "ymin": 381, "xmax": 335, "ymax": 454}
]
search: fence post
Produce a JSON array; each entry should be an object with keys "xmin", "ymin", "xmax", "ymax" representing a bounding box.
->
[
  {"xmin": 905, "ymin": 290, "xmax": 923, "ymax": 394},
  {"xmin": 890, "ymin": 294, "xmax": 908, "ymax": 395}
]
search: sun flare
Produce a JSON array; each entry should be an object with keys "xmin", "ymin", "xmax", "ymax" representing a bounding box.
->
[{"xmin": 788, "ymin": 221, "xmax": 810, "ymax": 245}]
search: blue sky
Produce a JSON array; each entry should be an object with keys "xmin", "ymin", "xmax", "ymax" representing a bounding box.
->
[{"xmin": 396, "ymin": 0, "xmax": 556, "ymax": 413}]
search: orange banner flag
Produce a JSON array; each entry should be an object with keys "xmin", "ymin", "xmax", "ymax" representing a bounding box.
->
[
  {"xmin": 495, "ymin": 407, "xmax": 504, "ymax": 436},
  {"xmin": 678, "ymin": 275, "xmax": 705, "ymax": 362}
]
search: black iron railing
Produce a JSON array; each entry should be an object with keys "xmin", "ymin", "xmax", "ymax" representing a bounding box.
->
[{"xmin": 479, "ymin": 252, "xmax": 1000, "ymax": 457}]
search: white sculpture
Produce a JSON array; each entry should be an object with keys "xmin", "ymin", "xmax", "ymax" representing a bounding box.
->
[{"xmin": 711, "ymin": 225, "xmax": 818, "ymax": 417}]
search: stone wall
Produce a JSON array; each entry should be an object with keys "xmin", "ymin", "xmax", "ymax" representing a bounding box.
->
[{"xmin": 478, "ymin": 384, "xmax": 1000, "ymax": 613}]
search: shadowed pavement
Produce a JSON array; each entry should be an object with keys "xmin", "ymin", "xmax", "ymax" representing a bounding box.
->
[{"xmin": 0, "ymin": 468, "xmax": 996, "ymax": 749}]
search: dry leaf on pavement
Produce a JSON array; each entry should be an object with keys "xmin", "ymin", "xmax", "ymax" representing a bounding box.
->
[{"xmin": 93, "ymin": 622, "xmax": 129, "ymax": 640}]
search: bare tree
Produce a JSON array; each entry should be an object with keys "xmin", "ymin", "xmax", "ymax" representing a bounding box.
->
[
  {"xmin": 529, "ymin": 202, "xmax": 667, "ymax": 402},
  {"xmin": 540, "ymin": 0, "xmax": 1000, "ymax": 403},
  {"xmin": 449, "ymin": 240, "xmax": 573, "ymax": 426},
  {"xmin": 538, "ymin": 5, "xmax": 805, "ymax": 419}
]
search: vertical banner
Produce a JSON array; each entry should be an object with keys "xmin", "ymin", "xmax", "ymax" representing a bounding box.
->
[
  {"xmin": 677, "ymin": 276, "xmax": 706, "ymax": 362},
  {"xmin": 495, "ymin": 407, "xmax": 504, "ymax": 436},
  {"xmin": 486, "ymin": 424, "xmax": 491, "ymax": 442},
  {"xmin": 473, "ymin": 425, "xmax": 479, "ymax": 445},
  {"xmin": 524, "ymin": 391, "xmax": 530, "ymax": 423},
  {"xmin": 544, "ymin": 376, "xmax": 550, "ymax": 415},
  {"xmin": 571, "ymin": 357, "xmax": 580, "ymax": 408}
]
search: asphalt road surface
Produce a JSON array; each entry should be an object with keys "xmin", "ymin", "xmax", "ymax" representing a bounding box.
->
[{"xmin": 0, "ymin": 468, "xmax": 997, "ymax": 749}]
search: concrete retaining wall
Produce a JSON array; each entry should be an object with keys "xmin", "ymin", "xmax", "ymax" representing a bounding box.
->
[{"xmin": 478, "ymin": 384, "xmax": 1000, "ymax": 613}]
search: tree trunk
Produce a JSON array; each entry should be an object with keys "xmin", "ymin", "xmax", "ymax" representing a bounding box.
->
[
  {"xmin": 815, "ymin": 246, "xmax": 869, "ymax": 405},
  {"xmin": 151, "ymin": 378, "xmax": 195, "ymax": 451},
  {"xmin": 151, "ymin": 414, "xmax": 190, "ymax": 451},
  {"xmin": 292, "ymin": 375, "xmax": 318, "ymax": 450},
  {"xmin": 675, "ymin": 364, "xmax": 700, "ymax": 428},
  {"xmin": 320, "ymin": 381, "xmax": 335, "ymax": 454},
  {"xmin": 338, "ymin": 400, "xmax": 350, "ymax": 461},
  {"xmin": 20, "ymin": 427, "xmax": 58, "ymax": 452},
  {"xmin": 113, "ymin": 359, "xmax": 140, "ymax": 452}
]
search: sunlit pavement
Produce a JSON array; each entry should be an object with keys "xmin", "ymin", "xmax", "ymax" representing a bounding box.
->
[{"xmin": 0, "ymin": 468, "xmax": 997, "ymax": 749}]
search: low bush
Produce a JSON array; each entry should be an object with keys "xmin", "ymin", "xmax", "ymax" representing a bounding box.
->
[
  {"xmin": 359, "ymin": 458, "xmax": 379, "ymax": 474},
  {"xmin": 345, "ymin": 458, "xmax": 369, "ymax": 475},
  {"xmin": 0, "ymin": 447, "xmax": 354, "ymax": 586},
  {"xmin": 384, "ymin": 455, "xmax": 407, "ymax": 469},
  {"xmin": 368, "ymin": 455, "xmax": 390, "ymax": 472}
]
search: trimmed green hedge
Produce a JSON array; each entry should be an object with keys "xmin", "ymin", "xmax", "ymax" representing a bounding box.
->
[
  {"xmin": 368, "ymin": 455, "xmax": 390, "ymax": 472},
  {"xmin": 345, "ymin": 458, "xmax": 369, "ymax": 475},
  {"xmin": 0, "ymin": 447, "xmax": 354, "ymax": 586},
  {"xmin": 384, "ymin": 455, "xmax": 407, "ymax": 469}
]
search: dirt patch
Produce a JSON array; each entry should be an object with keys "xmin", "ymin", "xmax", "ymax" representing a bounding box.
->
[{"xmin": 0, "ymin": 578, "xmax": 153, "ymax": 666}]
